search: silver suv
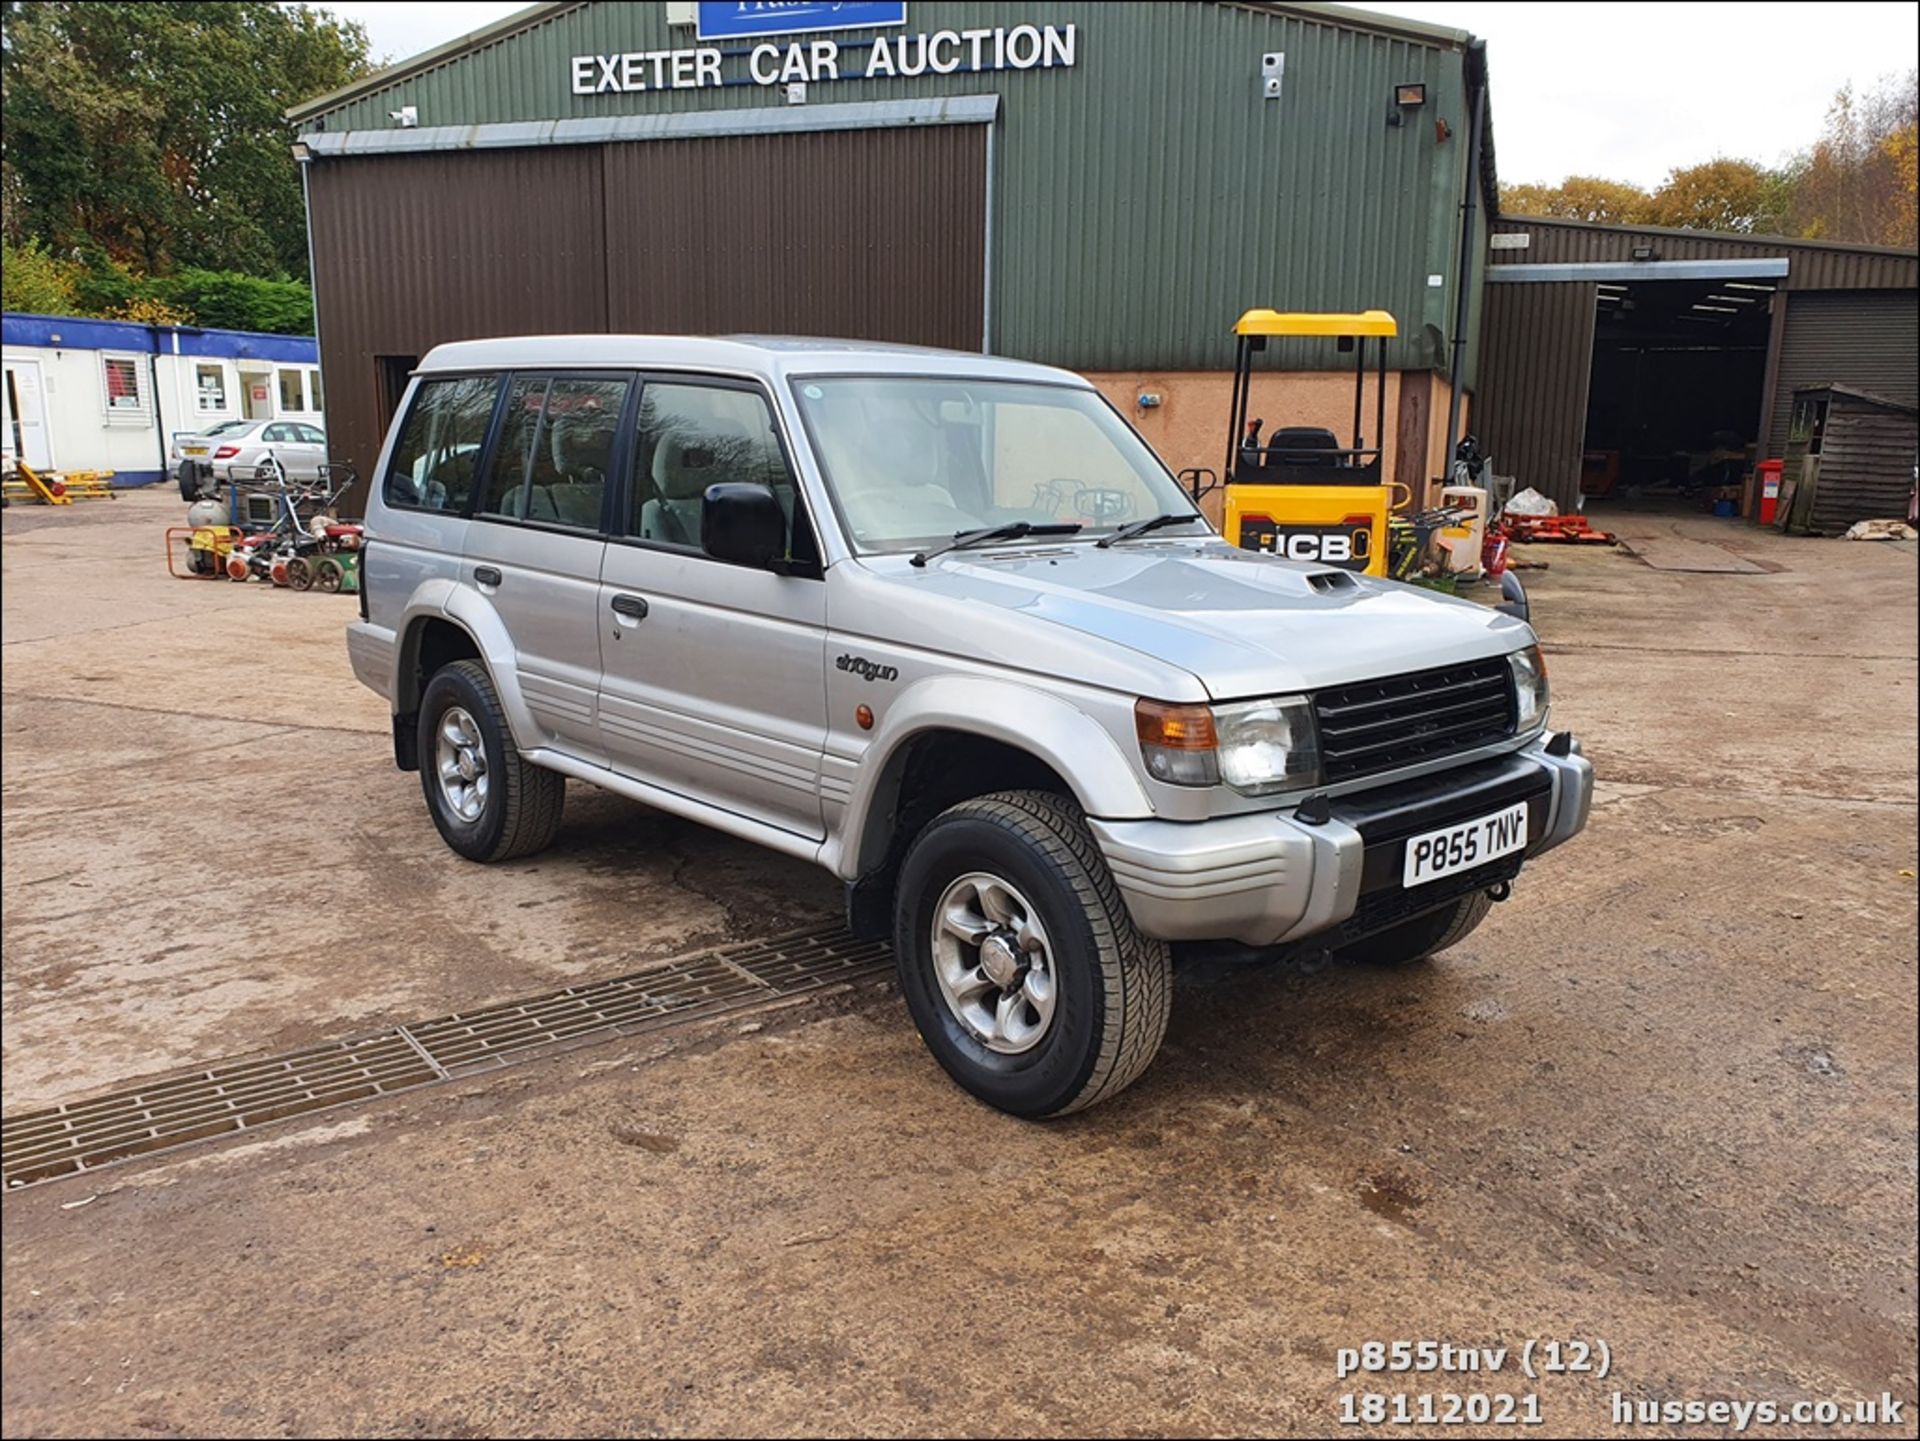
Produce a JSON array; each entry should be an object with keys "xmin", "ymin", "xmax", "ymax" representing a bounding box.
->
[{"xmin": 347, "ymin": 336, "xmax": 1591, "ymax": 1117}]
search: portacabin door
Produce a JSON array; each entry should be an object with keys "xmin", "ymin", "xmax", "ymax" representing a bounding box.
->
[
  {"xmin": 462, "ymin": 371, "xmax": 632, "ymax": 767},
  {"xmin": 595, "ymin": 374, "xmax": 828, "ymax": 840}
]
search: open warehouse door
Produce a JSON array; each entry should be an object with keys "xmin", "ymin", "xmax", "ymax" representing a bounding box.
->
[{"xmin": 1579, "ymin": 277, "xmax": 1775, "ymax": 513}]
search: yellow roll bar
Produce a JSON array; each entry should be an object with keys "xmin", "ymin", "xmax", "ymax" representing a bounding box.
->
[{"xmin": 1233, "ymin": 308, "xmax": 1399, "ymax": 338}]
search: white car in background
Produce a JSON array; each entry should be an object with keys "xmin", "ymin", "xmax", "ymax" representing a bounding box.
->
[{"xmin": 174, "ymin": 419, "xmax": 327, "ymax": 497}]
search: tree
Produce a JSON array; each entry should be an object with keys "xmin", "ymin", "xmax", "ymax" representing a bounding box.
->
[
  {"xmin": 1786, "ymin": 71, "xmax": 1918, "ymax": 249},
  {"xmin": 1499, "ymin": 175, "xmax": 1651, "ymax": 226},
  {"xmin": 1643, "ymin": 158, "xmax": 1791, "ymax": 235},
  {"xmin": 0, "ymin": 2, "xmax": 369, "ymax": 278},
  {"xmin": 0, "ymin": 237, "xmax": 75, "ymax": 312}
]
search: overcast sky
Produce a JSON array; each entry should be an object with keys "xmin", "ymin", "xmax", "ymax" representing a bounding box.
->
[{"xmin": 322, "ymin": 1, "xmax": 1920, "ymax": 188}]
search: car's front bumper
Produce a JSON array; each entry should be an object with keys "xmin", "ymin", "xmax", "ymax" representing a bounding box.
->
[{"xmin": 1090, "ymin": 735, "xmax": 1593, "ymax": 947}]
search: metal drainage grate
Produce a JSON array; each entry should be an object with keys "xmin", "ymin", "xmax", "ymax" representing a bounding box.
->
[{"xmin": 2, "ymin": 923, "xmax": 890, "ymax": 1190}]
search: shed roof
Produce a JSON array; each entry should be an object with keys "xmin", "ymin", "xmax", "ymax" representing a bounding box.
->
[
  {"xmin": 1791, "ymin": 383, "xmax": 1920, "ymax": 416},
  {"xmin": 1489, "ymin": 215, "xmax": 1918, "ymax": 291}
]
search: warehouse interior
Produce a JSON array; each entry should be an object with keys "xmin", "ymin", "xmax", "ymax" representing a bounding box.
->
[{"xmin": 1579, "ymin": 277, "xmax": 1773, "ymax": 505}]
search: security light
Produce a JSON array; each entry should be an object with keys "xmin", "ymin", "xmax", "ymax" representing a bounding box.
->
[
  {"xmin": 1630, "ymin": 244, "xmax": 1657, "ymax": 261},
  {"xmin": 289, "ymin": 140, "xmax": 311, "ymax": 162},
  {"xmin": 1395, "ymin": 83, "xmax": 1426, "ymax": 107}
]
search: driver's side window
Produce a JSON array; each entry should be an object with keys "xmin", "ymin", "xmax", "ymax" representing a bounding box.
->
[{"xmin": 628, "ymin": 380, "xmax": 801, "ymax": 555}]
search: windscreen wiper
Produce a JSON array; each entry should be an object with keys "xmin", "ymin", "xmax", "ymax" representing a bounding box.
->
[
  {"xmin": 1095, "ymin": 512, "xmax": 1208, "ymax": 548},
  {"xmin": 910, "ymin": 521, "xmax": 1082, "ymax": 567}
]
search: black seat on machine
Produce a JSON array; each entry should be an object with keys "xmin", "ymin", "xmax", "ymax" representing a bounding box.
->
[{"xmin": 1267, "ymin": 426, "xmax": 1343, "ymax": 465}]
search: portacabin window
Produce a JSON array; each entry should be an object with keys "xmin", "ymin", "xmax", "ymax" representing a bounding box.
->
[
  {"xmin": 101, "ymin": 355, "xmax": 143, "ymax": 414},
  {"xmin": 308, "ymin": 367, "xmax": 324, "ymax": 413},
  {"xmin": 278, "ymin": 367, "xmax": 306, "ymax": 413},
  {"xmin": 381, "ymin": 373, "xmax": 500, "ymax": 514},
  {"xmin": 195, "ymin": 363, "xmax": 227, "ymax": 412}
]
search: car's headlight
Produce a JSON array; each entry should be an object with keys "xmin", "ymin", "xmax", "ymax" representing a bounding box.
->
[
  {"xmin": 1135, "ymin": 695, "xmax": 1322, "ymax": 795},
  {"xmin": 1509, "ymin": 644, "xmax": 1549, "ymax": 732}
]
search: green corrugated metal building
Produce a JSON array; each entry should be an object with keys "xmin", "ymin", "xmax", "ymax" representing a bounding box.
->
[{"xmin": 291, "ymin": 1, "xmax": 1496, "ymax": 504}]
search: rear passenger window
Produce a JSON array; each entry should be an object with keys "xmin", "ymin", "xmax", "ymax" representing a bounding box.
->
[
  {"xmin": 630, "ymin": 382, "xmax": 799, "ymax": 552},
  {"xmin": 382, "ymin": 374, "xmax": 499, "ymax": 513},
  {"xmin": 477, "ymin": 376, "xmax": 627, "ymax": 530}
]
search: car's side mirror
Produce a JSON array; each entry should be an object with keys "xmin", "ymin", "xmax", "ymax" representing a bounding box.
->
[
  {"xmin": 702, "ymin": 482, "xmax": 785, "ymax": 569},
  {"xmin": 1494, "ymin": 570, "xmax": 1530, "ymax": 623}
]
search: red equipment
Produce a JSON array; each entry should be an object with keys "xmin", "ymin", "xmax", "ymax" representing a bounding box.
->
[
  {"xmin": 1507, "ymin": 514, "xmax": 1616, "ymax": 545},
  {"xmin": 1756, "ymin": 460, "xmax": 1784, "ymax": 527}
]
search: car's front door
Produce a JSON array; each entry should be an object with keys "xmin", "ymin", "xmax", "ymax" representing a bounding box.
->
[
  {"xmin": 596, "ymin": 375, "xmax": 828, "ymax": 840},
  {"xmin": 462, "ymin": 372, "xmax": 632, "ymax": 766}
]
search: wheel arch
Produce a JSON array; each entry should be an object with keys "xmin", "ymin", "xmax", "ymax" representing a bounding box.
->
[
  {"xmin": 834, "ymin": 678, "xmax": 1152, "ymax": 933},
  {"xmin": 392, "ymin": 590, "xmax": 538, "ymax": 764}
]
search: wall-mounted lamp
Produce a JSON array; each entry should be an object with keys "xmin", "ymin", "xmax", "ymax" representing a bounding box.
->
[
  {"xmin": 1387, "ymin": 81, "xmax": 1426, "ymax": 127},
  {"xmin": 1630, "ymin": 244, "xmax": 1658, "ymax": 261},
  {"xmin": 289, "ymin": 140, "xmax": 311, "ymax": 163}
]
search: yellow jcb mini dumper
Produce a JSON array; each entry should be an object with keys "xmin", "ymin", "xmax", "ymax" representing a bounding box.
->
[{"xmin": 1194, "ymin": 308, "xmax": 1408, "ymax": 576}]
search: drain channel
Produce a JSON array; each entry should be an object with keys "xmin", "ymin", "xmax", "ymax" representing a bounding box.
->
[{"xmin": 2, "ymin": 923, "xmax": 890, "ymax": 1190}]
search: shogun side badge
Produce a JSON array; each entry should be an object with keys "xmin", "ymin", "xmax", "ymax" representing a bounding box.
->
[{"xmin": 836, "ymin": 654, "xmax": 899, "ymax": 683}]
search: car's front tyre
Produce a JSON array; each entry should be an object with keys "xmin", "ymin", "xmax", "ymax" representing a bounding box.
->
[
  {"xmin": 893, "ymin": 790, "xmax": 1172, "ymax": 1118},
  {"xmin": 417, "ymin": 660, "xmax": 565, "ymax": 862}
]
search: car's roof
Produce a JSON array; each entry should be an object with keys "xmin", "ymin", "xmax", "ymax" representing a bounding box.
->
[{"xmin": 416, "ymin": 334, "xmax": 1089, "ymax": 388}]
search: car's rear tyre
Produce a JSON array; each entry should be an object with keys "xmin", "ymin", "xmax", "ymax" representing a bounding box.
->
[
  {"xmin": 417, "ymin": 659, "xmax": 564, "ymax": 862},
  {"xmin": 1338, "ymin": 890, "xmax": 1493, "ymax": 967},
  {"xmin": 893, "ymin": 790, "xmax": 1172, "ymax": 1118}
]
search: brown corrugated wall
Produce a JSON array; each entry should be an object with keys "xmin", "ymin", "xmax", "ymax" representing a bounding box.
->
[
  {"xmin": 1473, "ymin": 282, "xmax": 1596, "ymax": 510},
  {"xmin": 308, "ymin": 126, "xmax": 985, "ymax": 512},
  {"xmin": 1767, "ymin": 291, "xmax": 1920, "ymax": 459},
  {"xmin": 602, "ymin": 126, "xmax": 984, "ymax": 347}
]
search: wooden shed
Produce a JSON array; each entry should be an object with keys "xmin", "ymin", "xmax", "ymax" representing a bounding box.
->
[{"xmin": 1777, "ymin": 385, "xmax": 1919, "ymax": 534}]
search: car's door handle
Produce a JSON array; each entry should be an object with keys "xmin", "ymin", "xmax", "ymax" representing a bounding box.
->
[
  {"xmin": 473, "ymin": 565, "xmax": 502, "ymax": 587},
  {"xmin": 610, "ymin": 593, "xmax": 649, "ymax": 619}
]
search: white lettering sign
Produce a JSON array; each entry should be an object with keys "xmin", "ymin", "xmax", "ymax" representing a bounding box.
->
[{"xmin": 569, "ymin": 23, "xmax": 1076, "ymax": 96}]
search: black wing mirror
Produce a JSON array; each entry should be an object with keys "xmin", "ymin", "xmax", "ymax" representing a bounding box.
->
[
  {"xmin": 702, "ymin": 482, "xmax": 785, "ymax": 569},
  {"xmin": 1494, "ymin": 570, "xmax": 1530, "ymax": 623}
]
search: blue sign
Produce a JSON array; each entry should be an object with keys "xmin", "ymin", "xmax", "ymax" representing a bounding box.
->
[{"xmin": 695, "ymin": 2, "xmax": 907, "ymax": 41}]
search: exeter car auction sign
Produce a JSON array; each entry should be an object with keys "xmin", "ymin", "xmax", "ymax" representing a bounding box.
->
[{"xmin": 569, "ymin": 6, "xmax": 1076, "ymax": 96}]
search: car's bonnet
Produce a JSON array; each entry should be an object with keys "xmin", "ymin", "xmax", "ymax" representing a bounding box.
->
[{"xmin": 864, "ymin": 540, "xmax": 1532, "ymax": 699}]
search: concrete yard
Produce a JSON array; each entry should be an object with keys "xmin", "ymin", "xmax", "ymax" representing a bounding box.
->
[{"xmin": 3, "ymin": 491, "xmax": 1915, "ymax": 1437}]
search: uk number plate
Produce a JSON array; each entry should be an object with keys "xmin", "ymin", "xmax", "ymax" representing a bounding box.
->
[
  {"xmin": 184, "ymin": 446, "xmax": 208, "ymax": 456},
  {"xmin": 1403, "ymin": 802, "xmax": 1529, "ymax": 887}
]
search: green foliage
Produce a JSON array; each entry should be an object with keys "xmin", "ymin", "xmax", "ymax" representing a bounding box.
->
[
  {"xmin": 0, "ymin": 240, "xmax": 313, "ymax": 333},
  {"xmin": 154, "ymin": 269, "xmax": 313, "ymax": 334},
  {"xmin": 0, "ymin": 1, "xmax": 369, "ymax": 276},
  {"xmin": 0, "ymin": 237, "xmax": 76, "ymax": 313}
]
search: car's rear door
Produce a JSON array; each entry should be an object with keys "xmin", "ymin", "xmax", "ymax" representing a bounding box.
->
[{"xmin": 462, "ymin": 371, "xmax": 633, "ymax": 766}]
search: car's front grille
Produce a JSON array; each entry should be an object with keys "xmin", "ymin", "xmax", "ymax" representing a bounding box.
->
[{"xmin": 1312, "ymin": 657, "xmax": 1515, "ymax": 783}]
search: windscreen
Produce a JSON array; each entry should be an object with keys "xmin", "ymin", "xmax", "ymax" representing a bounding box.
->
[{"xmin": 790, "ymin": 377, "xmax": 1205, "ymax": 554}]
